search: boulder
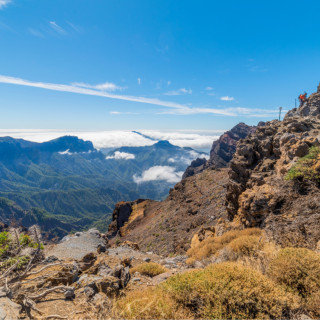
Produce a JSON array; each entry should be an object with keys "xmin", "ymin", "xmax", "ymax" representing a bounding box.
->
[{"xmin": 0, "ymin": 298, "xmax": 21, "ymax": 320}]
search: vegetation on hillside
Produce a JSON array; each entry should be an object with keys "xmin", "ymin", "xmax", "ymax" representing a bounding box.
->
[
  {"xmin": 113, "ymin": 228, "xmax": 320, "ymax": 319},
  {"xmin": 286, "ymin": 146, "xmax": 320, "ymax": 183},
  {"xmin": 0, "ymin": 227, "xmax": 44, "ymax": 273},
  {"xmin": 186, "ymin": 227, "xmax": 266, "ymax": 264},
  {"xmin": 130, "ymin": 262, "xmax": 167, "ymax": 277}
]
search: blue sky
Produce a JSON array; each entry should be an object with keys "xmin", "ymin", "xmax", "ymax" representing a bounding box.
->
[{"xmin": 1, "ymin": 0, "xmax": 320, "ymax": 132}]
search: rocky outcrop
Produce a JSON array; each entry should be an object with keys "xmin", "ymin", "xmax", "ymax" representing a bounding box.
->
[
  {"xmin": 183, "ymin": 123, "xmax": 256, "ymax": 179},
  {"xmin": 285, "ymin": 83, "xmax": 320, "ymax": 118},
  {"xmin": 226, "ymin": 84, "xmax": 320, "ymax": 249},
  {"xmin": 182, "ymin": 158, "xmax": 207, "ymax": 179},
  {"xmin": 207, "ymin": 122, "xmax": 257, "ymax": 168},
  {"xmin": 107, "ymin": 199, "xmax": 149, "ymax": 237}
]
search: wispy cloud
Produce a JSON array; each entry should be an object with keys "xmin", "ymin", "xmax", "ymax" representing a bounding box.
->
[
  {"xmin": 246, "ymin": 58, "xmax": 267, "ymax": 72},
  {"xmin": 72, "ymin": 82, "xmax": 124, "ymax": 91},
  {"xmin": 28, "ymin": 28, "xmax": 45, "ymax": 38},
  {"xmin": 0, "ymin": 75, "xmax": 282, "ymax": 119},
  {"xmin": 205, "ymin": 86, "xmax": 214, "ymax": 91},
  {"xmin": 165, "ymin": 88, "xmax": 192, "ymax": 96},
  {"xmin": 49, "ymin": 21, "xmax": 66, "ymax": 34},
  {"xmin": 250, "ymin": 66, "xmax": 268, "ymax": 73},
  {"xmin": 220, "ymin": 96, "xmax": 234, "ymax": 101},
  {"xmin": 109, "ymin": 111, "xmax": 140, "ymax": 115},
  {"xmin": 66, "ymin": 21, "xmax": 81, "ymax": 33},
  {"xmin": 0, "ymin": 0, "xmax": 11, "ymax": 9},
  {"xmin": 161, "ymin": 106, "xmax": 283, "ymax": 118},
  {"xmin": 0, "ymin": 74, "xmax": 192, "ymax": 111},
  {"xmin": 137, "ymin": 77, "xmax": 141, "ymax": 85}
]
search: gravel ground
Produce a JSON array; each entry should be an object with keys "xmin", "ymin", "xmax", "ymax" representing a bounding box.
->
[{"xmin": 46, "ymin": 229, "xmax": 106, "ymax": 260}]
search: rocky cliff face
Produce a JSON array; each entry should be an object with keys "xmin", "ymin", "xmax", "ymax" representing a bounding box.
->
[
  {"xmin": 108, "ymin": 169, "xmax": 229, "ymax": 254},
  {"xmin": 182, "ymin": 123, "xmax": 256, "ymax": 179},
  {"xmin": 226, "ymin": 86, "xmax": 320, "ymax": 249},
  {"xmin": 108, "ymin": 84, "xmax": 320, "ymax": 253}
]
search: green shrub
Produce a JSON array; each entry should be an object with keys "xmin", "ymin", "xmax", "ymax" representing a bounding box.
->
[
  {"xmin": 163, "ymin": 262, "xmax": 297, "ymax": 319},
  {"xmin": 286, "ymin": 146, "xmax": 320, "ymax": 182},
  {"xmin": 130, "ymin": 262, "xmax": 167, "ymax": 277},
  {"xmin": 268, "ymin": 247, "xmax": 320, "ymax": 298},
  {"xmin": 0, "ymin": 232, "xmax": 11, "ymax": 258},
  {"xmin": 3, "ymin": 255, "xmax": 30, "ymax": 269}
]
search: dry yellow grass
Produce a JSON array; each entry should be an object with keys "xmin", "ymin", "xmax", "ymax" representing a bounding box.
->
[
  {"xmin": 186, "ymin": 227, "xmax": 264, "ymax": 263},
  {"xmin": 114, "ymin": 261, "xmax": 298, "ymax": 319},
  {"xmin": 112, "ymin": 287, "xmax": 192, "ymax": 320},
  {"xmin": 268, "ymin": 247, "xmax": 320, "ymax": 317},
  {"xmin": 130, "ymin": 262, "xmax": 167, "ymax": 277}
]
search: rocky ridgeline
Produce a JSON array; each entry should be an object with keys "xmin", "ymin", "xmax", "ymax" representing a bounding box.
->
[
  {"xmin": 226, "ymin": 86, "xmax": 320, "ymax": 249},
  {"xmin": 182, "ymin": 122, "xmax": 256, "ymax": 179}
]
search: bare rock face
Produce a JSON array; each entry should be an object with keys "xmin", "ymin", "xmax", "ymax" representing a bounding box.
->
[
  {"xmin": 182, "ymin": 123, "xmax": 256, "ymax": 179},
  {"xmin": 107, "ymin": 199, "xmax": 147, "ymax": 237},
  {"xmin": 207, "ymin": 122, "xmax": 257, "ymax": 169},
  {"xmin": 226, "ymin": 85, "xmax": 320, "ymax": 249},
  {"xmin": 182, "ymin": 158, "xmax": 207, "ymax": 179}
]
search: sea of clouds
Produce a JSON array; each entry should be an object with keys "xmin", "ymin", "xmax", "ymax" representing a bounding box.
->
[{"xmin": 0, "ymin": 129, "xmax": 222, "ymax": 151}]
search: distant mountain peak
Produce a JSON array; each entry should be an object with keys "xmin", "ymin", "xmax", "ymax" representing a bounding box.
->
[
  {"xmin": 153, "ymin": 140, "xmax": 175, "ymax": 148},
  {"xmin": 40, "ymin": 135, "xmax": 95, "ymax": 153}
]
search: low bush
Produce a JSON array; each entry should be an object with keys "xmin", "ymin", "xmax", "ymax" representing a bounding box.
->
[
  {"xmin": 285, "ymin": 146, "xmax": 320, "ymax": 182},
  {"xmin": 186, "ymin": 227, "xmax": 264, "ymax": 262},
  {"xmin": 112, "ymin": 287, "xmax": 192, "ymax": 319},
  {"xmin": 130, "ymin": 262, "xmax": 167, "ymax": 277},
  {"xmin": 0, "ymin": 228, "xmax": 44, "ymax": 271},
  {"xmin": 227, "ymin": 234, "xmax": 264, "ymax": 257},
  {"xmin": 268, "ymin": 247, "xmax": 320, "ymax": 298},
  {"xmin": 163, "ymin": 262, "xmax": 297, "ymax": 319}
]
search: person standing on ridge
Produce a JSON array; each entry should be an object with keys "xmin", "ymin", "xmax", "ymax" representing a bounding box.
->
[{"xmin": 298, "ymin": 92, "xmax": 308, "ymax": 106}]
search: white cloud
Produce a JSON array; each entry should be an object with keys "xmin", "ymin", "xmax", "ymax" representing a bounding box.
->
[
  {"xmin": 133, "ymin": 166, "xmax": 184, "ymax": 184},
  {"xmin": 72, "ymin": 82, "xmax": 123, "ymax": 91},
  {"xmin": 165, "ymin": 88, "xmax": 192, "ymax": 96},
  {"xmin": 58, "ymin": 149, "xmax": 72, "ymax": 155},
  {"xmin": 137, "ymin": 78, "xmax": 141, "ymax": 85},
  {"xmin": 139, "ymin": 131, "xmax": 220, "ymax": 150},
  {"xmin": 167, "ymin": 81, "xmax": 171, "ymax": 86},
  {"xmin": 0, "ymin": 0, "xmax": 11, "ymax": 9},
  {"xmin": 220, "ymin": 96, "xmax": 235, "ymax": 101},
  {"xmin": 49, "ymin": 21, "xmax": 66, "ymax": 34},
  {"xmin": 0, "ymin": 129, "xmax": 222, "ymax": 151},
  {"xmin": 109, "ymin": 111, "xmax": 140, "ymax": 115},
  {"xmin": 167, "ymin": 150, "xmax": 209, "ymax": 166},
  {"xmin": 106, "ymin": 151, "xmax": 135, "ymax": 160},
  {"xmin": 205, "ymin": 86, "xmax": 214, "ymax": 91}
]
